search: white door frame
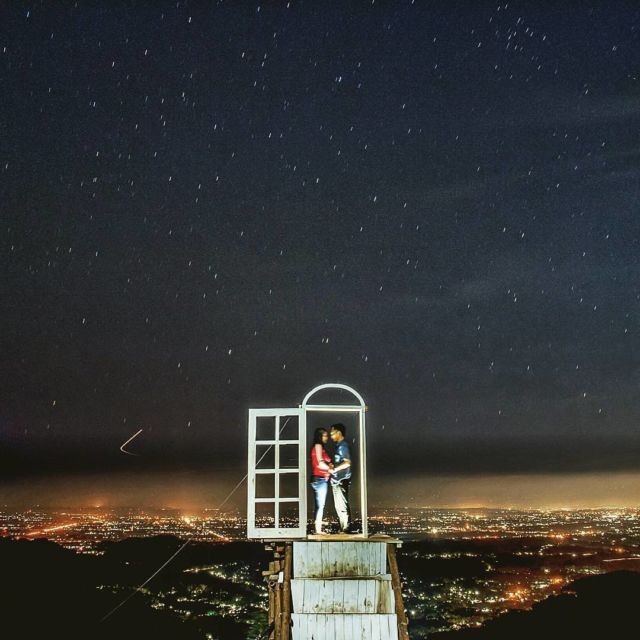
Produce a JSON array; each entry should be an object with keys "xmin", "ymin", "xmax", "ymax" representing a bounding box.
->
[
  {"xmin": 247, "ymin": 408, "xmax": 306, "ymax": 539},
  {"xmin": 247, "ymin": 384, "xmax": 368, "ymax": 539},
  {"xmin": 301, "ymin": 384, "xmax": 368, "ymax": 538}
]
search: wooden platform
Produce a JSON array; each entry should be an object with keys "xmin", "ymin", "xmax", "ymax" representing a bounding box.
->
[{"xmin": 265, "ymin": 540, "xmax": 409, "ymax": 640}]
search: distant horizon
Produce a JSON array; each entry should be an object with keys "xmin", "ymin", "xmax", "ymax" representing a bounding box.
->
[
  {"xmin": 3, "ymin": 468, "xmax": 640, "ymax": 512},
  {"xmin": 2, "ymin": 504, "xmax": 639, "ymax": 513}
]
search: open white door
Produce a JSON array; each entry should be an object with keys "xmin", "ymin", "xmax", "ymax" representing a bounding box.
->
[{"xmin": 247, "ymin": 408, "xmax": 307, "ymax": 539}]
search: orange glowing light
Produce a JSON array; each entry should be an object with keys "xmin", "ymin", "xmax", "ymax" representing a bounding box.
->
[{"xmin": 25, "ymin": 522, "xmax": 77, "ymax": 537}]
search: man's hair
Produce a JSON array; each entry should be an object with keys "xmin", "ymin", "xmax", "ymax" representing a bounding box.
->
[{"xmin": 330, "ymin": 423, "xmax": 346, "ymax": 437}]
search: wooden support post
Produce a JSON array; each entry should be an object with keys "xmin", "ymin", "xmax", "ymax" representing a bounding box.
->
[
  {"xmin": 387, "ymin": 543, "xmax": 410, "ymax": 640},
  {"xmin": 266, "ymin": 557, "xmax": 282, "ymax": 640},
  {"xmin": 282, "ymin": 542, "xmax": 293, "ymax": 639},
  {"xmin": 274, "ymin": 575, "xmax": 282, "ymax": 640},
  {"xmin": 268, "ymin": 578, "xmax": 275, "ymax": 639}
]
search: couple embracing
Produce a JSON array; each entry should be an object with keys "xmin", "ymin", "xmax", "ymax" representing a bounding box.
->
[{"xmin": 309, "ymin": 423, "xmax": 353, "ymax": 535}]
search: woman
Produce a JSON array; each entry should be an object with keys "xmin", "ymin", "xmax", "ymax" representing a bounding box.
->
[{"xmin": 309, "ymin": 427, "xmax": 333, "ymax": 534}]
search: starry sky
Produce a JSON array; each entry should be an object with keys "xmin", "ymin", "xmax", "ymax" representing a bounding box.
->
[{"xmin": 2, "ymin": 2, "xmax": 640, "ymax": 508}]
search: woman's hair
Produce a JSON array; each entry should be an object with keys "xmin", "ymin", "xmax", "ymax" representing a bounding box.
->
[{"xmin": 312, "ymin": 427, "xmax": 328, "ymax": 445}]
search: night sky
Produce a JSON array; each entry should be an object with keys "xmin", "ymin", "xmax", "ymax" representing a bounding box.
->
[{"xmin": 2, "ymin": 2, "xmax": 640, "ymax": 509}]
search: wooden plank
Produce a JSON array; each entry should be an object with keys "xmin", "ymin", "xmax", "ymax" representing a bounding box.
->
[
  {"xmin": 380, "ymin": 578, "xmax": 395, "ymax": 614},
  {"xmin": 345, "ymin": 614, "xmax": 354, "ymax": 639},
  {"xmin": 322, "ymin": 543, "xmax": 332, "ymax": 576},
  {"xmin": 342, "ymin": 579, "xmax": 359, "ymax": 614},
  {"xmin": 290, "ymin": 579, "xmax": 303, "ymax": 613},
  {"xmin": 355, "ymin": 543, "xmax": 365, "ymax": 576},
  {"xmin": 314, "ymin": 580, "xmax": 327, "ymax": 614},
  {"xmin": 356, "ymin": 541, "xmax": 366, "ymax": 577},
  {"xmin": 332, "ymin": 540, "xmax": 342, "ymax": 576},
  {"xmin": 291, "ymin": 614, "xmax": 399, "ymax": 640},
  {"xmin": 274, "ymin": 578, "xmax": 281, "ymax": 640},
  {"xmin": 268, "ymin": 582, "xmax": 275, "ymax": 639},
  {"xmin": 330, "ymin": 542, "xmax": 338, "ymax": 578},
  {"xmin": 367, "ymin": 577, "xmax": 377, "ymax": 613},
  {"xmin": 310, "ymin": 543, "xmax": 320, "ymax": 575},
  {"xmin": 317, "ymin": 579, "xmax": 330, "ymax": 613},
  {"xmin": 371, "ymin": 544, "xmax": 379, "ymax": 575},
  {"xmin": 303, "ymin": 541, "xmax": 314, "ymax": 577},
  {"xmin": 301, "ymin": 580, "xmax": 309, "ymax": 615},
  {"xmin": 308, "ymin": 541, "xmax": 318, "ymax": 577},
  {"xmin": 312, "ymin": 579, "xmax": 324, "ymax": 614},
  {"xmin": 343, "ymin": 542, "xmax": 357, "ymax": 575},
  {"xmin": 379, "ymin": 542, "xmax": 387, "ymax": 575},
  {"xmin": 333, "ymin": 578, "xmax": 345, "ymax": 613},
  {"xmin": 334, "ymin": 610, "xmax": 344, "ymax": 639},
  {"xmin": 300, "ymin": 578, "xmax": 309, "ymax": 613},
  {"xmin": 389, "ymin": 612, "xmax": 400, "ymax": 640},
  {"xmin": 327, "ymin": 579, "xmax": 337, "ymax": 614},
  {"xmin": 291, "ymin": 611, "xmax": 305, "ymax": 640},
  {"xmin": 356, "ymin": 578, "xmax": 367, "ymax": 613},
  {"xmin": 378, "ymin": 614, "xmax": 388, "ymax": 640},
  {"xmin": 371, "ymin": 542, "xmax": 379, "ymax": 575},
  {"xmin": 332, "ymin": 543, "xmax": 340, "ymax": 577},
  {"xmin": 328, "ymin": 613, "xmax": 337, "ymax": 639},
  {"xmin": 361, "ymin": 611, "xmax": 373, "ymax": 639},
  {"xmin": 387, "ymin": 544, "xmax": 410, "ymax": 640},
  {"xmin": 366, "ymin": 579, "xmax": 376, "ymax": 613},
  {"xmin": 293, "ymin": 541, "xmax": 307, "ymax": 578}
]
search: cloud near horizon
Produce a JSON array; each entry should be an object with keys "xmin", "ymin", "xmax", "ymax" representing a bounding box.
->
[{"xmin": 3, "ymin": 469, "xmax": 640, "ymax": 512}]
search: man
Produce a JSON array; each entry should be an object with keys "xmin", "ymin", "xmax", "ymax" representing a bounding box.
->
[{"xmin": 329, "ymin": 423, "xmax": 353, "ymax": 533}]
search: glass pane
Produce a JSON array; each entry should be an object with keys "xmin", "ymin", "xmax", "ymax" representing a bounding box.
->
[
  {"xmin": 256, "ymin": 445, "xmax": 275, "ymax": 470},
  {"xmin": 279, "ymin": 414, "xmax": 299, "ymax": 441},
  {"xmin": 256, "ymin": 473, "xmax": 275, "ymax": 499},
  {"xmin": 256, "ymin": 416, "xmax": 275, "ymax": 441},
  {"xmin": 255, "ymin": 502, "xmax": 275, "ymax": 528},
  {"xmin": 279, "ymin": 444, "xmax": 299, "ymax": 470},
  {"xmin": 278, "ymin": 501, "xmax": 300, "ymax": 528},
  {"xmin": 280, "ymin": 473, "xmax": 299, "ymax": 499}
]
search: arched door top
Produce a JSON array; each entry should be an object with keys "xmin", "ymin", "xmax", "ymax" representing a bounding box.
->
[{"xmin": 301, "ymin": 383, "xmax": 366, "ymax": 408}]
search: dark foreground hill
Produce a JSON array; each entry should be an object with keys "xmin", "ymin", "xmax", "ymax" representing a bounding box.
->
[
  {"xmin": 431, "ymin": 569, "xmax": 640, "ymax": 640},
  {"xmin": 0, "ymin": 536, "xmax": 269, "ymax": 640},
  {"xmin": 3, "ymin": 535, "xmax": 639, "ymax": 640}
]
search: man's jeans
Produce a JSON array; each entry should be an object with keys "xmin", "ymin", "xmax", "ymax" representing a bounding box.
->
[
  {"xmin": 331, "ymin": 479, "xmax": 351, "ymax": 532},
  {"xmin": 311, "ymin": 478, "xmax": 329, "ymax": 532}
]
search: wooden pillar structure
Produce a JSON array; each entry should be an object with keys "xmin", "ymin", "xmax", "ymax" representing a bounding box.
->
[{"xmin": 264, "ymin": 538, "xmax": 409, "ymax": 640}]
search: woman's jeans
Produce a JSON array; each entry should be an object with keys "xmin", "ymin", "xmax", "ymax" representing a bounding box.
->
[{"xmin": 310, "ymin": 477, "xmax": 329, "ymax": 532}]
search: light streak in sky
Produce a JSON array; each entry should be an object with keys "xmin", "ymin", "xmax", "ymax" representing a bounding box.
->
[{"xmin": 120, "ymin": 429, "xmax": 143, "ymax": 456}]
